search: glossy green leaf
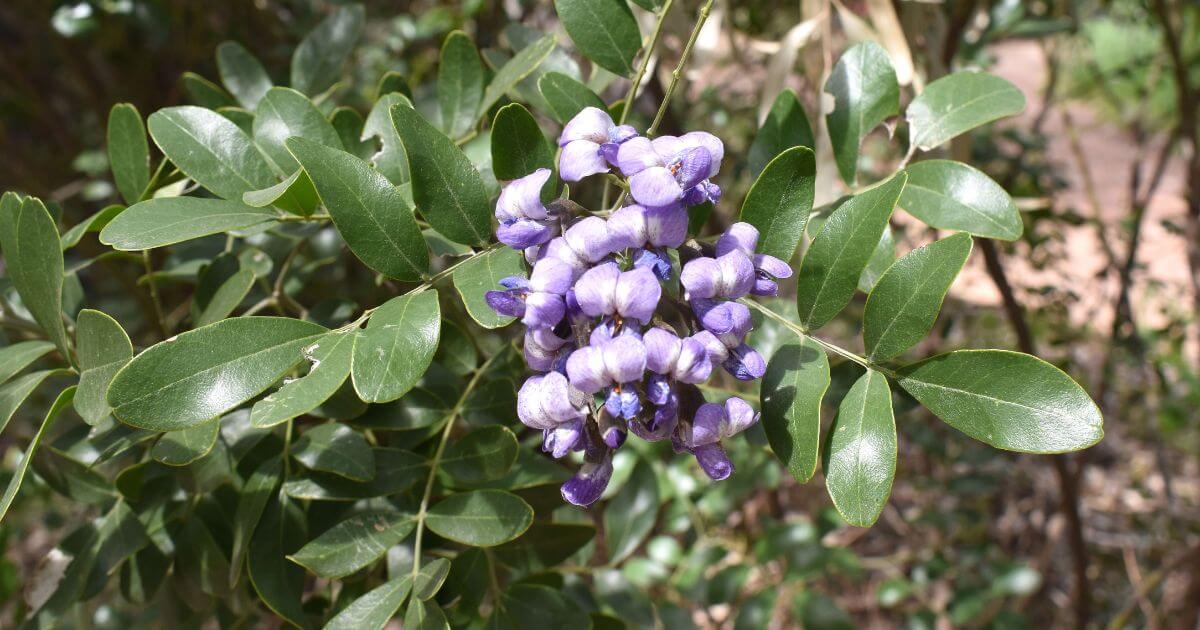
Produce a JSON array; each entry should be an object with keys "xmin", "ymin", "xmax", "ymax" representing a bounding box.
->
[
  {"xmin": 907, "ymin": 72, "xmax": 1025, "ymax": 151},
  {"xmin": 796, "ymin": 172, "xmax": 905, "ymax": 330},
  {"xmin": 900, "ymin": 159, "xmax": 1022, "ymax": 241},
  {"xmin": 438, "ymin": 31, "xmax": 485, "ymax": 139},
  {"xmin": 324, "ymin": 574, "xmax": 413, "ymax": 630},
  {"xmin": 252, "ymin": 331, "xmax": 354, "ymax": 427},
  {"xmin": 494, "ymin": 522, "xmax": 595, "ymax": 572},
  {"xmin": 284, "ymin": 448, "xmax": 426, "ymax": 500},
  {"xmin": 748, "ymin": 89, "xmax": 815, "ymax": 176},
  {"xmin": 0, "ymin": 195, "xmax": 70, "ymax": 358},
  {"xmin": 32, "ymin": 446, "xmax": 115, "ymax": 505},
  {"xmin": 413, "ymin": 558, "xmax": 451, "ymax": 600},
  {"xmin": 230, "ymin": 457, "xmax": 282, "ymax": 585},
  {"xmin": 404, "ymin": 598, "xmax": 449, "ymax": 630},
  {"xmin": 107, "ymin": 104, "xmax": 150, "ymax": 204},
  {"xmin": 288, "ymin": 137, "xmax": 429, "ymax": 281},
  {"xmin": 453, "ymin": 247, "xmax": 526, "ymax": 328},
  {"xmin": 864, "ymin": 233, "xmax": 972, "ymax": 362},
  {"xmin": 824, "ymin": 42, "xmax": 899, "ymax": 185},
  {"xmin": 375, "ymin": 71, "xmax": 412, "ymax": 101},
  {"xmin": 425, "ymin": 489, "xmax": 534, "ymax": 547},
  {"xmin": 762, "ymin": 336, "xmax": 830, "ymax": 483},
  {"xmin": 491, "ymin": 104, "xmax": 554, "ymax": 181},
  {"xmin": 248, "ymin": 493, "xmax": 309, "ymax": 629},
  {"xmin": 331, "ymin": 106, "xmax": 374, "ymax": 161},
  {"xmin": 216, "ymin": 41, "xmax": 273, "ymax": 110},
  {"xmin": 351, "ymin": 290, "xmax": 440, "ymax": 403},
  {"xmin": 290, "ymin": 3, "xmax": 365, "ymax": 96},
  {"xmin": 494, "ymin": 582, "xmax": 589, "ymax": 627},
  {"xmin": 825, "ymin": 370, "xmax": 895, "ymax": 527},
  {"xmin": 443, "ymin": 426, "xmax": 519, "ymax": 485},
  {"xmin": 0, "ymin": 340, "xmax": 54, "ymax": 387},
  {"xmin": 289, "ymin": 512, "xmax": 413, "ymax": 578},
  {"xmin": 182, "ymin": 72, "xmax": 237, "ymax": 109},
  {"xmin": 538, "ymin": 71, "xmax": 606, "ymax": 123},
  {"xmin": 99, "ymin": 197, "xmax": 276, "ymax": 250},
  {"xmin": 151, "ymin": 416, "xmax": 220, "ymax": 465},
  {"xmin": 555, "ymin": 0, "xmax": 639, "ymax": 76},
  {"xmin": 391, "ymin": 104, "xmax": 491, "ymax": 246},
  {"xmin": 0, "ymin": 370, "xmax": 67, "ymax": 435},
  {"xmin": 61, "ymin": 204, "xmax": 124, "ymax": 250},
  {"xmin": 739, "ymin": 146, "xmax": 815, "ymax": 262},
  {"xmin": 194, "ymin": 268, "xmax": 254, "ymax": 327},
  {"xmin": 0, "ymin": 386, "xmax": 74, "ymax": 524},
  {"xmin": 605, "ymin": 457, "xmax": 658, "ymax": 564},
  {"xmin": 254, "ymin": 87, "xmax": 343, "ymax": 173},
  {"xmin": 107, "ymin": 316, "xmax": 327, "ymax": 431},
  {"xmin": 292, "ymin": 422, "xmax": 374, "ymax": 481},
  {"xmin": 857, "ymin": 225, "xmax": 894, "ymax": 293},
  {"xmin": 897, "ymin": 350, "xmax": 1104, "ymax": 453},
  {"xmin": 362, "ymin": 93, "xmax": 412, "ymax": 185},
  {"xmin": 243, "ymin": 169, "xmax": 321, "ymax": 216},
  {"xmin": 480, "ymin": 34, "xmax": 556, "ymax": 115},
  {"xmin": 147, "ymin": 106, "xmax": 275, "ymax": 200}
]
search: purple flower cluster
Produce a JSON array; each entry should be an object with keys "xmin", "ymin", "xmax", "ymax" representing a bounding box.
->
[{"xmin": 486, "ymin": 108, "xmax": 788, "ymax": 506}]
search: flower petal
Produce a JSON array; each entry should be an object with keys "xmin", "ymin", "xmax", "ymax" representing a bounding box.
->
[
  {"xmin": 715, "ymin": 222, "xmax": 760, "ymax": 257},
  {"xmin": 561, "ymin": 451, "xmax": 614, "ymax": 506},
  {"xmin": 614, "ymin": 266, "xmax": 662, "ymax": 324},
  {"xmin": 723, "ymin": 397, "xmax": 759, "ymax": 436},
  {"xmin": 680, "ymin": 258, "xmax": 721, "ymax": 300},
  {"xmin": 716, "ymin": 251, "xmax": 755, "ymax": 298},
  {"xmin": 606, "ymin": 205, "xmax": 648, "ymax": 250},
  {"xmin": 680, "ymin": 131, "xmax": 724, "ymax": 178},
  {"xmin": 496, "ymin": 168, "xmax": 551, "ymax": 220},
  {"xmin": 643, "ymin": 204, "xmax": 688, "ymax": 248},
  {"xmin": 617, "ymin": 136, "xmax": 664, "ymax": 176},
  {"xmin": 602, "ymin": 335, "xmax": 647, "ymax": 384},
  {"xmin": 485, "ymin": 290, "xmax": 524, "ymax": 318},
  {"xmin": 674, "ymin": 337, "xmax": 713, "ymax": 384},
  {"xmin": 563, "ymin": 216, "xmax": 614, "ymax": 264},
  {"xmin": 497, "ymin": 218, "xmax": 553, "ymax": 250},
  {"xmin": 573, "ymin": 262, "xmax": 620, "ymax": 318},
  {"xmin": 692, "ymin": 442, "xmax": 733, "ymax": 481},
  {"xmin": 690, "ymin": 403, "xmax": 724, "ymax": 447},
  {"xmin": 566, "ymin": 346, "xmax": 607, "ymax": 394},
  {"xmin": 529, "ymin": 257, "xmax": 574, "ymax": 295},
  {"xmin": 673, "ymin": 147, "xmax": 712, "ymax": 191},
  {"xmin": 522, "ymin": 292, "xmax": 565, "ymax": 329},
  {"xmin": 629, "ymin": 167, "xmax": 683, "ymax": 207},
  {"xmin": 559, "ymin": 140, "xmax": 608, "ymax": 182},
  {"xmin": 642, "ymin": 327, "xmax": 681, "ymax": 375},
  {"xmin": 559, "ymin": 106, "xmax": 613, "ymax": 145}
]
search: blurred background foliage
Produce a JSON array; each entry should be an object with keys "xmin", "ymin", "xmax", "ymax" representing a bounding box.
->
[{"xmin": 1, "ymin": 0, "xmax": 1199, "ymax": 627}]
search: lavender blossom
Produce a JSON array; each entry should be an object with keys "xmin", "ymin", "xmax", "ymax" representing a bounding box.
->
[
  {"xmin": 485, "ymin": 257, "xmax": 572, "ymax": 329},
  {"xmin": 678, "ymin": 397, "xmax": 760, "ymax": 480},
  {"xmin": 543, "ymin": 216, "xmax": 615, "ymax": 277},
  {"xmin": 608, "ymin": 204, "xmax": 688, "ymax": 279},
  {"xmin": 617, "ymin": 132, "xmax": 724, "ymax": 207},
  {"xmin": 561, "ymin": 439, "xmax": 614, "ymax": 506},
  {"xmin": 517, "ymin": 371, "xmax": 590, "ymax": 458},
  {"xmin": 557, "ymin": 107, "xmax": 638, "ymax": 182},
  {"xmin": 573, "ymin": 262, "xmax": 662, "ymax": 325},
  {"xmin": 495, "ymin": 168, "xmax": 556, "ymax": 250},
  {"xmin": 680, "ymin": 250, "xmax": 755, "ymax": 300},
  {"xmin": 715, "ymin": 222, "xmax": 793, "ymax": 296}
]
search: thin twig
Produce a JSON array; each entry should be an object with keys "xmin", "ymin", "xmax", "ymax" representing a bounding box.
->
[
  {"xmin": 141, "ymin": 250, "xmax": 168, "ymax": 338},
  {"xmin": 620, "ymin": 0, "xmax": 675, "ymax": 125},
  {"xmin": 647, "ymin": 0, "xmax": 715, "ymax": 136}
]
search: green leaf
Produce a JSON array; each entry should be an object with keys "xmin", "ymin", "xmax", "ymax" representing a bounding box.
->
[
  {"xmin": 107, "ymin": 104, "xmax": 150, "ymax": 204},
  {"xmin": 288, "ymin": 137, "xmax": 429, "ymax": 281},
  {"xmin": 391, "ymin": 104, "xmax": 492, "ymax": 246},
  {"xmin": 290, "ymin": 3, "xmax": 365, "ymax": 96},
  {"xmin": 363, "ymin": 93, "xmax": 413, "ymax": 185},
  {"xmin": 61, "ymin": 204, "xmax": 124, "ymax": 250},
  {"xmin": 151, "ymin": 416, "xmax": 220, "ymax": 466},
  {"xmin": 284, "ymin": 448, "xmax": 426, "ymax": 501},
  {"xmin": 249, "ymin": 492, "xmax": 309, "ymax": 629},
  {"xmin": 194, "ymin": 269, "xmax": 255, "ymax": 327},
  {"xmin": 443, "ymin": 426, "xmax": 519, "ymax": 485},
  {"xmin": 230, "ymin": 457, "xmax": 282, "ymax": 586},
  {"xmin": 289, "ymin": 512, "xmax": 413, "ymax": 578},
  {"xmin": 404, "ymin": 598, "xmax": 449, "ymax": 630},
  {"xmin": 825, "ymin": 370, "xmax": 895, "ymax": 527},
  {"xmin": 324, "ymin": 575, "xmax": 413, "ymax": 630},
  {"xmin": 216, "ymin": 41, "xmax": 273, "ymax": 110},
  {"xmin": 438, "ymin": 31, "xmax": 485, "ymax": 139},
  {"xmin": 331, "ymin": 106, "xmax": 375, "ymax": 161},
  {"xmin": 414, "ymin": 558, "xmax": 452, "ymax": 600},
  {"xmin": 555, "ymin": 0, "xmax": 640, "ymax": 76},
  {"xmin": 99, "ymin": 197, "xmax": 277, "ymax": 250},
  {"xmin": 425, "ymin": 489, "xmax": 534, "ymax": 547},
  {"xmin": 605, "ymin": 457, "xmax": 658, "ymax": 564},
  {"xmin": 375, "ymin": 71, "xmax": 413, "ymax": 101},
  {"xmin": 748, "ymin": 89, "xmax": 815, "ymax": 176},
  {"xmin": 251, "ymin": 331, "xmax": 354, "ymax": 428},
  {"xmin": 761, "ymin": 337, "xmax": 830, "ymax": 483},
  {"xmin": 491, "ymin": 104, "xmax": 554, "ymax": 181},
  {"xmin": 857, "ymin": 225, "xmax": 894, "ymax": 293},
  {"xmin": 796, "ymin": 172, "xmax": 905, "ymax": 330},
  {"xmin": 292, "ymin": 422, "xmax": 375, "ymax": 481},
  {"xmin": 33, "ymin": 446, "xmax": 116, "ymax": 505},
  {"xmin": 182, "ymin": 72, "xmax": 237, "ymax": 109},
  {"xmin": 897, "ymin": 350, "xmax": 1104, "ymax": 453},
  {"xmin": 107, "ymin": 316, "xmax": 326, "ymax": 431},
  {"xmin": 254, "ymin": 87, "xmax": 343, "ymax": 174},
  {"xmin": 0, "ymin": 340, "xmax": 54, "ymax": 387},
  {"xmin": 452, "ymin": 247, "xmax": 526, "ymax": 328},
  {"xmin": 147, "ymin": 106, "xmax": 275, "ymax": 200},
  {"xmin": 0, "ymin": 195, "xmax": 70, "ymax": 358},
  {"xmin": 2, "ymin": 375, "xmax": 60, "ymax": 440},
  {"xmin": 906, "ymin": 72, "xmax": 1025, "ymax": 151},
  {"xmin": 863, "ymin": 233, "xmax": 972, "ymax": 362},
  {"xmin": 739, "ymin": 146, "xmax": 815, "ymax": 262},
  {"xmin": 900, "ymin": 159, "xmax": 1022, "ymax": 241},
  {"xmin": 243, "ymin": 169, "xmax": 321, "ymax": 216},
  {"xmin": 0, "ymin": 386, "xmax": 74, "ymax": 524},
  {"xmin": 480, "ymin": 34, "xmax": 557, "ymax": 115},
  {"xmin": 537, "ymin": 72, "xmax": 606, "ymax": 124},
  {"xmin": 494, "ymin": 583, "xmax": 588, "ymax": 627},
  {"xmin": 824, "ymin": 42, "xmax": 899, "ymax": 185},
  {"xmin": 351, "ymin": 291, "xmax": 440, "ymax": 403},
  {"xmin": 493, "ymin": 522, "xmax": 595, "ymax": 572}
]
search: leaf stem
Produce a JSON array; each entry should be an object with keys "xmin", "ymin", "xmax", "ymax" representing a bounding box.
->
[
  {"xmin": 647, "ymin": 0, "xmax": 715, "ymax": 136},
  {"xmin": 141, "ymin": 250, "xmax": 168, "ymax": 338},
  {"xmin": 620, "ymin": 0, "xmax": 676, "ymax": 126},
  {"xmin": 740, "ymin": 298, "xmax": 896, "ymax": 378},
  {"xmin": 410, "ymin": 350, "xmax": 502, "ymax": 583}
]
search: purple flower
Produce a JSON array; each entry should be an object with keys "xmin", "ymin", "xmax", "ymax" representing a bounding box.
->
[
  {"xmin": 524, "ymin": 327, "xmax": 571, "ymax": 372},
  {"xmin": 643, "ymin": 327, "xmax": 712, "ymax": 384},
  {"xmin": 543, "ymin": 216, "xmax": 615, "ymax": 277},
  {"xmin": 608, "ymin": 204, "xmax": 688, "ymax": 250},
  {"xmin": 716, "ymin": 223, "xmax": 793, "ymax": 296},
  {"xmin": 565, "ymin": 334, "xmax": 647, "ymax": 395},
  {"xmin": 485, "ymin": 257, "xmax": 573, "ymax": 328},
  {"xmin": 518, "ymin": 372, "xmax": 591, "ymax": 458},
  {"xmin": 680, "ymin": 251, "xmax": 755, "ymax": 300},
  {"xmin": 495, "ymin": 168, "xmax": 556, "ymax": 249},
  {"xmin": 558, "ymin": 107, "xmax": 638, "ymax": 182},
  {"xmin": 690, "ymin": 305, "xmax": 766, "ymax": 382},
  {"xmin": 573, "ymin": 262, "xmax": 662, "ymax": 325},
  {"xmin": 678, "ymin": 397, "xmax": 759, "ymax": 480},
  {"xmin": 617, "ymin": 132, "xmax": 724, "ymax": 207},
  {"xmin": 562, "ymin": 442, "xmax": 614, "ymax": 506}
]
